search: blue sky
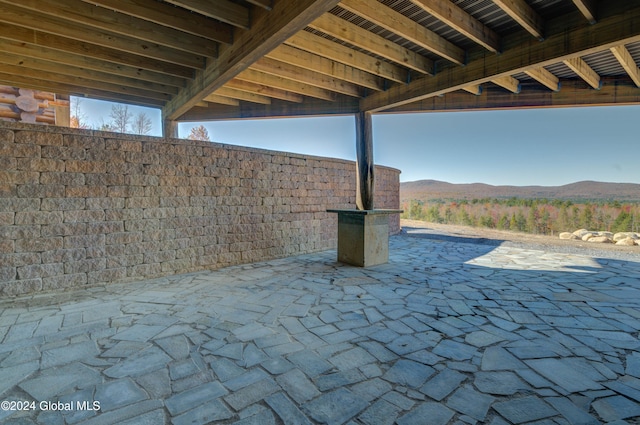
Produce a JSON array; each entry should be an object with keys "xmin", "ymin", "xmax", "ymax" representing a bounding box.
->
[{"xmin": 76, "ymin": 97, "xmax": 639, "ymax": 186}]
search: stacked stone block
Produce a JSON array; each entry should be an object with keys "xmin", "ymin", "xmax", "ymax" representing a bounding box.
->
[{"xmin": 0, "ymin": 122, "xmax": 400, "ymax": 296}]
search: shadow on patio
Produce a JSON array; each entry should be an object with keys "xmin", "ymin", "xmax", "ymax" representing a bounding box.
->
[{"xmin": 1, "ymin": 226, "xmax": 640, "ymax": 424}]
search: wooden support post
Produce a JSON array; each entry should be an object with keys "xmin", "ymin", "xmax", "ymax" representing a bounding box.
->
[
  {"xmin": 355, "ymin": 111, "xmax": 374, "ymax": 210},
  {"xmin": 164, "ymin": 119, "xmax": 178, "ymax": 139}
]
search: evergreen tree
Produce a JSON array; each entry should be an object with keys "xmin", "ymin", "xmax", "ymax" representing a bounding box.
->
[
  {"xmin": 580, "ymin": 205, "xmax": 594, "ymax": 230},
  {"xmin": 509, "ymin": 213, "xmax": 518, "ymax": 231},
  {"xmin": 527, "ymin": 207, "xmax": 538, "ymax": 234},
  {"xmin": 497, "ymin": 214, "xmax": 509, "ymax": 230},
  {"xmin": 612, "ymin": 211, "xmax": 632, "ymax": 233},
  {"xmin": 426, "ymin": 206, "xmax": 442, "ymax": 223},
  {"xmin": 516, "ymin": 210, "xmax": 527, "ymax": 232}
]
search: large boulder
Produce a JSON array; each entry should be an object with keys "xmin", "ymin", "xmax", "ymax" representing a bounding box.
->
[
  {"xmin": 582, "ymin": 232, "xmax": 595, "ymax": 241},
  {"xmin": 572, "ymin": 229, "xmax": 589, "ymax": 238},
  {"xmin": 559, "ymin": 232, "xmax": 579, "ymax": 240},
  {"xmin": 614, "ymin": 232, "xmax": 639, "ymax": 241},
  {"xmin": 616, "ymin": 237, "xmax": 637, "ymax": 246},
  {"xmin": 588, "ymin": 236, "xmax": 613, "ymax": 243}
]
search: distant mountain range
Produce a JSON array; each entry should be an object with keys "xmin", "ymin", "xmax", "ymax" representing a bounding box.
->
[{"xmin": 400, "ymin": 180, "xmax": 640, "ymax": 202}]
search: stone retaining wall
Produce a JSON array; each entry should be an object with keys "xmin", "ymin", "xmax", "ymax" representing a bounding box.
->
[{"xmin": 0, "ymin": 122, "xmax": 400, "ymax": 296}]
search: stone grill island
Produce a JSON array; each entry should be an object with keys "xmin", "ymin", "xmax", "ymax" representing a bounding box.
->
[{"xmin": 327, "ymin": 209, "xmax": 403, "ymax": 267}]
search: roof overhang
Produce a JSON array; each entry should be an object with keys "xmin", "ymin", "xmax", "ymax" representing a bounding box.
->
[{"xmin": 1, "ymin": 0, "xmax": 639, "ymax": 123}]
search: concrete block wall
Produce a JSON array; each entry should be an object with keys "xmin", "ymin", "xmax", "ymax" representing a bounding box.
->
[{"xmin": 0, "ymin": 122, "xmax": 401, "ymax": 296}]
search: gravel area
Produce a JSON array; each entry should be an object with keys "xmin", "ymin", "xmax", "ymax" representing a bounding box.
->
[{"xmin": 400, "ymin": 219, "xmax": 640, "ymax": 262}]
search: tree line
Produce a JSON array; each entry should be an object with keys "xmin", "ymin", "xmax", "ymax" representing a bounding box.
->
[
  {"xmin": 70, "ymin": 98, "xmax": 212, "ymax": 141},
  {"xmin": 401, "ymin": 198, "xmax": 640, "ymax": 235}
]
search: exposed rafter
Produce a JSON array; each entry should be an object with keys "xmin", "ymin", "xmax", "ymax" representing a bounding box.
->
[
  {"xmin": 236, "ymin": 69, "xmax": 338, "ymax": 102},
  {"xmin": 245, "ymin": 0, "xmax": 273, "ymax": 11},
  {"xmin": 0, "ymin": 38, "xmax": 186, "ymax": 88},
  {"xmin": 0, "ymin": 21, "xmax": 195, "ymax": 79},
  {"xmin": 266, "ymin": 44, "xmax": 385, "ymax": 91},
  {"xmin": 79, "ymin": 0, "xmax": 233, "ymax": 44},
  {"xmin": 308, "ymin": 13, "xmax": 434, "ymax": 74},
  {"xmin": 163, "ymin": 0, "xmax": 342, "ymax": 120},
  {"xmin": 203, "ymin": 94, "xmax": 240, "ymax": 106},
  {"xmin": 285, "ymin": 31, "xmax": 409, "ymax": 83},
  {"xmin": 572, "ymin": 0, "xmax": 597, "ymax": 24},
  {"xmin": 213, "ymin": 87, "xmax": 272, "ymax": 105},
  {"xmin": 0, "ymin": 0, "xmax": 636, "ymax": 121},
  {"xmin": 361, "ymin": 2, "xmax": 640, "ymax": 112},
  {"xmin": 408, "ymin": 0, "xmax": 500, "ymax": 52},
  {"xmin": 610, "ymin": 44, "xmax": 640, "ymax": 87},
  {"xmin": 387, "ymin": 77, "xmax": 640, "ymax": 113},
  {"xmin": 1, "ymin": 0, "xmax": 218, "ymax": 57},
  {"xmin": 251, "ymin": 57, "xmax": 363, "ymax": 97},
  {"xmin": 463, "ymin": 85, "xmax": 482, "ymax": 95},
  {"xmin": 492, "ymin": 76, "xmax": 521, "ymax": 93},
  {"xmin": 563, "ymin": 57, "xmax": 601, "ymax": 89},
  {"xmin": 0, "ymin": 72, "xmax": 166, "ymax": 107},
  {"xmin": 492, "ymin": 0, "xmax": 544, "ymax": 40},
  {"xmin": 226, "ymin": 79, "xmax": 304, "ymax": 103},
  {"xmin": 525, "ymin": 67, "xmax": 560, "ymax": 91},
  {"xmin": 162, "ymin": 0, "xmax": 250, "ymax": 29},
  {"xmin": 0, "ymin": 2, "xmax": 206, "ymax": 68},
  {"xmin": 338, "ymin": 0, "xmax": 465, "ymax": 65},
  {"xmin": 0, "ymin": 52, "xmax": 179, "ymax": 95}
]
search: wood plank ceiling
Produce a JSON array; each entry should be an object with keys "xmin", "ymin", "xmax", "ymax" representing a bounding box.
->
[{"xmin": 1, "ymin": 0, "xmax": 639, "ymax": 125}]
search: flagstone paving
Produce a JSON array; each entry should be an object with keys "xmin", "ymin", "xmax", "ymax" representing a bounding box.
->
[{"xmin": 1, "ymin": 226, "xmax": 640, "ymax": 424}]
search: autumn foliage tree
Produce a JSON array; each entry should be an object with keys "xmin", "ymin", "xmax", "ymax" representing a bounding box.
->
[
  {"xmin": 188, "ymin": 125, "xmax": 211, "ymax": 141},
  {"xmin": 401, "ymin": 198, "xmax": 639, "ymax": 235}
]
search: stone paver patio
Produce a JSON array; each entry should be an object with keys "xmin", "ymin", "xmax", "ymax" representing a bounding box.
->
[{"xmin": 1, "ymin": 226, "xmax": 640, "ymax": 424}]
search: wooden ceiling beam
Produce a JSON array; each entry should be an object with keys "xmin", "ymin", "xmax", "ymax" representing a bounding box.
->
[
  {"xmin": 462, "ymin": 85, "xmax": 482, "ymax": 95},
  {"xmin": 386, "ymin": 77, "xmax": 640, "ymax": 113},
  {"xmin": 0, "ymin": 74, "xmax": 165, "ymax": 107},
  {"xmin": 491, "ymin": 76, "xmax": 521, "ymax": 93},
  {"xmin": 267, "ymin": 44, "xmax": 385, "ymax": 91},
  {"xmin": 0, "ymin": 65, "xmax": 169, "ymax": 103},
  {"xmin": 408, "ymin": 0, "xmax": 500, "ymax": 52},
  {"xmin": 492, "ymin": 0, "xmax": 544, "ymax": 40},
  {"xmin": 80, "ymin": 0, "xmax": 233, "ymax": 44},
  {"xmin": 361, "ymin": 1, "xmax": 640, "ymax": 112},
  {"xmin": 0, "ymin": 38, "xmax": 186, "ymax": 88},
  {"xmin": 0, "ymin": 23, "xmax": 195, "ymax": 79},
  {"xmin": 524, "ymin": 67, "xmax": 560, "ymax": 91},
  {"xmin": 163, "ymin": 0, "xmax": 250, "ymax": 29},
  {"xmin": 563, "ymin": 57, "xmax": 601, "ymax": 89},
  {"xmin": 0, "ymin": 52, "xmax": 179, "ymax": 96},
  {"xmin": 339, "ymin": 0, "xmax": 465, "ymax": 65},
  {"xmin": 211, "ymin": 88, "xmax": 272, "ymax": 105},
  {"xmin": 0, "ymin": 0, "xmax": 218, "ymax": 57},
  {"xmin": 163, "ymin": 0, "xmax": 342, "ymax": 121},
  {"xmin": 251, "ymin": 57, "xmax": 364, "ymax": 97},
  {"xmin": 610, "ymin": 44, "xmax": 640, "ymax": 87},
  {"xmin": 204, "ymin": 95, "xmax": 240, "ymax": 107},
  {"xmin": 572, "ymin": 0, "xmax": 597, "ymax": 24},
  {"xmin": 245, "ymin": 0, "xmax": 273, "ymax": 10},
  {"xmin": 285, "ymin": 31, "xmax": 409, "ymax": 84},
  {"xmin": 235, "ymin": 69, "xmax": 338, "ymax": 102},
  {"xmin": 226, "ymin": 79, "xmax": 304, "ymax": 103},
  {"xmin": 308, "ymin": 13, "xmax": 434, "ymax": 74},
  {"xmin": 0, "ymin": 3, "xmax": 206, "ymax": 69},
  {"xmin": 178, "ymin": 98, "xmax": 359, "ymax": 121}
]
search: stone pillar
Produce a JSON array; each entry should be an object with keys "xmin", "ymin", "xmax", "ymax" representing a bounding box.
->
[
  {"xmin": 355, "ymin": 111, "xmax": 374, "ymax": 210},
  {"xmin": 164, "ymin": 119, "xmax": 178, "ymax": 139}
]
